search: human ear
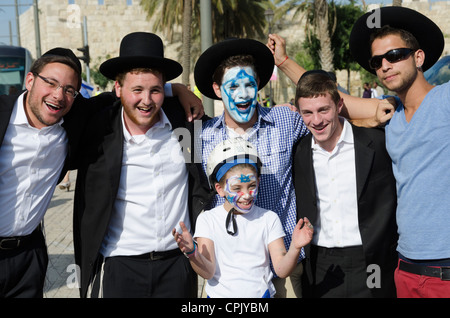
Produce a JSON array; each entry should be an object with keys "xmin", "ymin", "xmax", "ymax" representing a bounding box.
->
[
  {"xmin": 415, "ymin": 49, "xmax": 426, "ymax": 69},
  {"xmin": 25, "ymin": 72, "xmax": 35, "ymax": 91},
  {"xmin": 212, "ymin": 82, "xmax": 222, "ymax": 99},
  {"xmin": 215, "ymin": 182, "xmax": 225, "ymax": 197},
  {"xmin": 337, "ymin": 98, "xmax": 344, "ymax": 114},
  {"xmin": 114, "ymin": 81, "xmax": 122, "ymax": 98}
]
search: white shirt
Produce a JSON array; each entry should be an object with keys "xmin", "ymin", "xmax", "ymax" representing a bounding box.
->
[
  {"xmin": 311, "ymin": 118, "xmax": 362, "ymax": 248},
  {"xmin": 194, "ymin": 205, "xmax": 285, "ymax": 298},
  {"xmin": 0, "ymin": 92, "xmax": 68, "ymax": 236},
  {"xmin": 100, "ymin": 108, "xmax": 190, "ymax": 257}
]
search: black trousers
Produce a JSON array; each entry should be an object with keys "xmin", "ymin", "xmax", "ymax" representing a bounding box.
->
[
  {"xmin": 308, "ymin": 245, "xmax": 373, "ymax": 298},
  {"xmin": 96, "ymin": 251, "xmax": 197, "ymax": 298},
  {"xmin": 0, "ymin": 229, "xmax": 48, "ymax": 298}
]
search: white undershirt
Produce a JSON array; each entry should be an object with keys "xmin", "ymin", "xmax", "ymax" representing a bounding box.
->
[
  {"xmin": 100, "ymin": 108, "xmax": 190, "ymax": 257},
  {"xmin": 311, "ymin": 118, "xmax": 362, "ymax": 248},
  {"xmin": 0, "ymin": 92, "xmax": 68, "ymax": 236}
]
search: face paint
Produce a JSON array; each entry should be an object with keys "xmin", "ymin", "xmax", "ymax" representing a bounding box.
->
[
  {"xmin": 220, "ymin": 66, "xmax": 258, "ymax": 123},
  {"xmin": 224, "ymin": 173, "xmax": 258, "ymax": 213}
]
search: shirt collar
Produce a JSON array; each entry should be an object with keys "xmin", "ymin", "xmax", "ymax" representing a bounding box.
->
[
  {"xmin": 339, "ymin": 117, "xmax": 354, "ymax": 145},
  {"xmin": 311, "ymin": 117, "xmax": 353, "ymax": 150},
  {"xmin": 122, "ymin": 107, "xmax": 172, "ymax": 144}
]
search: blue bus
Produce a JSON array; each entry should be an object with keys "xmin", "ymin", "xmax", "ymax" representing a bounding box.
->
[{"xmin": 0, "ymin": 45, "xmax": 33, "ymax": 95}]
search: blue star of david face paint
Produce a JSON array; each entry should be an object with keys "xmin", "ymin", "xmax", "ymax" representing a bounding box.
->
[
  {"xmin": 224, "ymin": 173, "xmax": 258, "ymax": 214},
  {"xmin": 220, "ymin": 66, "xmax": 258, "ymax": 123}
]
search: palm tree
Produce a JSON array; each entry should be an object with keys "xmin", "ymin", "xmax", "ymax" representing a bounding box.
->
[
  {"xmin": 313, "ymin": 0, "xmax": 335, "ymax": 71},
  {"xmin": 181, "ymin": 0, "xmax": 192, "ymax": 85},
  {"xmin": 140, "ymin": 0, "xmax": 189, "ymax": 82},
  {"xmin": 140, "ymin": 0, "xmax": 270, "ymax": 84},
  {"xmin": 275, "ymin": 0, "xmax": 336, "ymax": 71},
  {"xmin": 207, "ymin": 0, "xmax": 267, "ymax": 41}
]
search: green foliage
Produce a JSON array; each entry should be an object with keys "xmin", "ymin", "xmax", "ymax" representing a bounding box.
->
[
  {"xmin": 331, "ymin": 0, "xmax": 364, "ymax": 72},
  {"xmin": 90, "ymin": 55, "xmax": 112, "ymax": 90},
  {"xmin": 140, "ymin": 0, "xmax": 271, "ymax": 43},
  {"xmin": 299, "ymin": 35, "xmax": 321, "ymax": 70},
  {"xmin": 300, "ymin": 0, "xmax": 365, "ymax": 73}
]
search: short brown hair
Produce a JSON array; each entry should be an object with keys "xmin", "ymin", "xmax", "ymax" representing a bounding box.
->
[
  {"xmin": 212, "ymin": 54, "xmax": 257, "ymax": 86},
  {"xmin": 295, "ymin": 71, "xmax": 340, "ymax": 108},
  {"xmin": 30, "ymin": 55, "xmax": 82, "ymax": 90},
  {"xmin": 369, "ymin": 25, "xmax": 420, "ymax": 54}
]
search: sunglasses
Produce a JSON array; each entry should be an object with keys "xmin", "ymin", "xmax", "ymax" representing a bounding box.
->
[{"xmin": 369, "ymin": 48, "xmax": 416, "ymax": 70}]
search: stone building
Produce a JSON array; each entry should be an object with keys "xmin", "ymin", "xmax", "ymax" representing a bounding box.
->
[
  {"xmin": 19, "ymin": 0, "xmax": 181, "ymax": 88},
  {"xmin": 19, "ymin": 0, "xmax": 450, "ymax": 101}
]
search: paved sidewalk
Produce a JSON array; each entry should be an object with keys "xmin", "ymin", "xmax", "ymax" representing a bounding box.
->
[{"xmin": 43, "ymin": 171, "xmax": 79, "ymax": 298}]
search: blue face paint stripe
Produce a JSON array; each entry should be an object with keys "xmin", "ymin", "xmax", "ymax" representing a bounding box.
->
[
  {"xmin": 224, "ymin": 173, "xmax": 258, "ymax": 213},
  {"xmin": 221, "ymin": 67, "xmax": 258, "ymax": 123}
]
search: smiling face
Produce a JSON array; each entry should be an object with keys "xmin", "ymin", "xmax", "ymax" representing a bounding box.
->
[
  {"xmin": 115, "ymin": 70, "xmax": 165, "ymax": 135},
  {"xmin": 24, "ymin": 62, "xmax": 79, "ymax": 129},
  {"xmin": 371, "ymin": 34, "xmax": 421, "ymax": 95},
  {"xmin": 215, "ymin": 165, "xmax": 259, "ymax": 214},
  {"xmin": 213, "ymin": 66, "xmax": 258, "ymax": 127},
  {"xmin": 298, "ymin": 93, "xmax": 344, "ymax": 153}
]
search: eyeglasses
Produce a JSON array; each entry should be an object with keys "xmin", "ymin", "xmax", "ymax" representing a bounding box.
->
[
  {"xmin": 33, "ymin": 73, "xmax": 79, "ymax": 99},
  {"xmin": 369, "ymin": 48, "xmax": 416, "ymax": 70}
]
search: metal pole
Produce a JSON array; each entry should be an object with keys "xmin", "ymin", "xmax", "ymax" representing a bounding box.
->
[
  {"xmin": 82, "ymin": 16, "xmax": 90, "ymax": 83},
  {"xmin": 15, "ymin": 0, "xmax": 21, "ymax": 46},
  {"xmin": 9, "ymin": 21, "xmax": 13, "ymax": 45},
  {"xmin": 33, "ymin": 0, "xmax": 41, "ymax": 57},
  {"xmin": 200, "ymin": 0, "xmax": 214, "ymax": 117}
]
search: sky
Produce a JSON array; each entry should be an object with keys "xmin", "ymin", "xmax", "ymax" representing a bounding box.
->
[{"xmin": 0, "ymin": 1, "xmax": 33, "ymax": 46}]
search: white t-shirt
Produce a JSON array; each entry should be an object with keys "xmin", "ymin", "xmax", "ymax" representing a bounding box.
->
[{"xmin": 194, "ymin": 205, "xmax": 285, "ymax": 298}]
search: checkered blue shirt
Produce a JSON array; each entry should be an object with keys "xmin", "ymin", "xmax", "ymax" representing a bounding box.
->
[{"xmin": 196, "ymin": 104, "xmax": 309, "ymax": 262}]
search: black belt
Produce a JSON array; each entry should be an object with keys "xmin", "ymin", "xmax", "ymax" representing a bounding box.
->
[
  {"xmin": 312, "ymin": 245, "xmax": 364, "ymax": 257},
  {"xmin": 399, "ymin": 260, "xmax": 450, "ymax": 281},
  {"xmin": 132, "ymin": 249, "xmax": 182, "ymax": 261},
  {"xmin": 0, "ymin": 227, "xmax": 40, "ymax": 250}
]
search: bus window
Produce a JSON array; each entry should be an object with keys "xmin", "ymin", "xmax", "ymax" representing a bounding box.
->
[{"xmin": 0, "ymin": 46, "xmax": 33, "ymax": 95}]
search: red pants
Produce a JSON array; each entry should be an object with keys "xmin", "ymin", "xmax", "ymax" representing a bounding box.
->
[{"xmin": 395, "ymin": 260, "xmax": 450, "ymax": 298}]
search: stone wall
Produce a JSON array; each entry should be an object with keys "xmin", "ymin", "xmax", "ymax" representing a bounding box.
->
[
  {"xmin": 19, "ymin": 0, "xmax": 181, "ymax": 83},
  {"xmin": 19, "ymin": 0, "xmax": 450, "ymax": 99}
]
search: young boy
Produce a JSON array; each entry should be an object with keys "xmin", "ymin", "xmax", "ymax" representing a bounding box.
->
[{"xmin": 173, "ymin": 138, "xmax": 313, "ymax": 298}]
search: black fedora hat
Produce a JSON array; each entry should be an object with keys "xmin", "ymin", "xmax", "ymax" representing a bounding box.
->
[
  {"xmin": 42, "ymin": 47, "xmax": 82, "ymax": 74},
  {"xmin": 349, "ymin": 6, "xmax": 444, "ymax": 74},
  {"xmin": 100, "ymin": 32, "xmax": 182, "ymax": 81},
  {"xmin": 194, "ymin": 38, "xmax": 274, "ymax": 100}
]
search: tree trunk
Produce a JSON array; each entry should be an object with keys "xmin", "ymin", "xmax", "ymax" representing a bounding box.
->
[
  {"xmin": 181, "ymin": 0, "xmax": 192, "ymax": 85},
  {"xmin": 392, "ymin": 0, "xmax": 402, "ymax": 6},
  {"xmin": 347, "ymin": 68, "xmax": 351, "ymax": 93},
  {"xmin": 315, "ymin": 0, "xmax": 334, "ymax": 71}
]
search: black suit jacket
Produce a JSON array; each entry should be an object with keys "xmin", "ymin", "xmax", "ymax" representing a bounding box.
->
[
  {"xmin": 71, "ymin": 97, "xmax": 212, "ymax": 297},
  {"xmin": 293, "ymin": 124, "xmax": 398, "ymax": 298},
  {"xmin": 0, "ymin": 94, "xmax": 18, "ymax": 145}
]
